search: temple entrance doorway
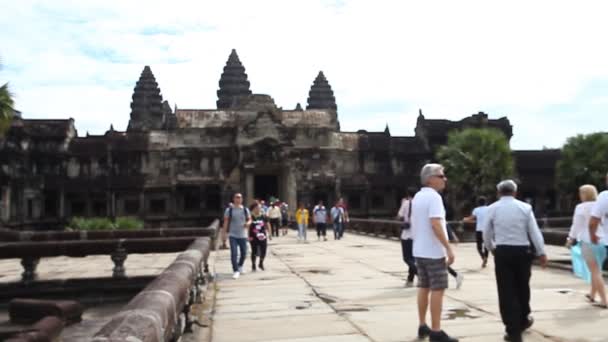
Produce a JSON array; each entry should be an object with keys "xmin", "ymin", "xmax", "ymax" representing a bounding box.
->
[{"xmin": 254, "ymin": 175, "xmax": 279, "ymax": 202}]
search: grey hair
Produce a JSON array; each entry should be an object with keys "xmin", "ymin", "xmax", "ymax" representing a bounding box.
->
[
  {"xmin": 497, "ymin": 180, "xmax": 518, "ymax": 193},
  {"xmin": 420, "ymin": 163, "xmax": 444, "ymax": 185}
]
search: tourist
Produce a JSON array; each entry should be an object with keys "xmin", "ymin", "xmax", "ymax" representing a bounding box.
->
[
  {"xmin": 397, "ymin": 188, "xmax": 417, "ymax": 287},
  {"xmin": 268, "ymin": 201, "xmax": 282, "ymax": 238},
  {"xmin": 446, "ymin": 225, "xmax": 464, "ymax": 289},
  {"xmin": 464, "ymin": 196, "xmax": 490, "ymax": 267},
  {"xmin": 330, "ymin": 201, "xmax": 345, "ymax": 240},
  {"xmin": 281, "ymin": 201, "xmax": 290, "ymax": 231},
  {"xmin": 249, "ymin": 202, "xmax": 269, "ymax": 272},
  {"xmin": 222, "ymin": 193, "xmax": 252, "ymax": 280},
  {"xmin": 589, "ymin": 174, "xmax": 608, "ymax": 308},
  {"xmin": 338, "ymin": 197, "xmax": 349, "ymax": 239},
  {"xmin": 483, "ymin": 180, "xmax": 547, "ymax": 342},
  {"xmin": 410, "ymin": 163, "xmax": 458, "ymax": 342},
  {"xmin": 313, "ymin": 200, "xmax": 328, "ymax": 241},
  {"xmin": 295, "ymin": 203, "xmax": 310, "ymax": 241}
]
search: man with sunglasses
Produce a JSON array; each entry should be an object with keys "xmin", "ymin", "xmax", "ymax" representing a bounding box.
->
[{"xmin": 411, "ymin": 164, "xmax": 458, "ymax": 342}]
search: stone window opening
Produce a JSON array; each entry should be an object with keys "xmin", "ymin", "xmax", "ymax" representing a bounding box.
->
[
  {"xmin": 372, "ymin": 195, "xmax": 385, "ymax": 209},
  {"xmin": 183, "ymin": 192, "xmax": 200, "ymax": 212},
  {"xmin": 124, "ymin": 199, "xmax": 139, "ymax": 215},
  {"xmin": 70, "ymin": 200, "xmax": 86, "ymax": 216},
  {"xmin": 150, "ymin": 199, "xmax": 166, "ymax": 214}
]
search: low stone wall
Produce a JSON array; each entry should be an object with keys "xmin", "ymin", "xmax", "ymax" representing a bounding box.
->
[
  {"xmin": 92, "ymin": 237, "xmax": 212, "ymax": 342},
  {"xmin": 0, "ymin": 225, "xmax": 217, "ymax": 242},
  {"xmin": 348, "ymin": 218, "xmax": 568, "ymax": 246},
  {"xmin": 0, "ymin": 220, "xmax": 219, "ymax": 283}
]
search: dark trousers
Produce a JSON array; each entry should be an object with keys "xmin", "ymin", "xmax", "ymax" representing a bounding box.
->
[
  {"xmin": 401, "ymin": 238, "xmax": 417, "ymax": 282},
  {"xmin": 495, "ymin": 245, "xmax": 533, "ymax": 337},
  {"xmin": 250, "ymin": 239, "xmax": 267, "ymax": 267},
  {"xmin": 270, "ymin": 219, "xmax": 280, "ymax": 237},
  {"xmin": 316, "ymin": 223, "xmax": 327, "ymax": 237},
  {"xmin": 229, "ymin": 236, "xmax": 248, "ymax": 272},
  {"xmin": 476, "ymin": 231, "xmax": 489, "ymax": 259}
]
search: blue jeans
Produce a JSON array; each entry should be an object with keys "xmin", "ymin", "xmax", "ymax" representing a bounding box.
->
[
  {"xmin": 229, "ymin": 236, "xmax": 248, "ymax": 272},
  {"xmin": 298, "ymin": 223, "xmax": 307, "ymax": 240},
  {"xmin": 333, "ymin": 220, "xmax": 343, "ymax": 239}
]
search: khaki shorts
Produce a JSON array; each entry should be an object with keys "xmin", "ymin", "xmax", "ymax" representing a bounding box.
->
[{"xmin": 416, "ymin": 257, "xmax": 448, "ymax": 290}]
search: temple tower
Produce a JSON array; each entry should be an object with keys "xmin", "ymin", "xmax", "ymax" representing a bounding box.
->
[
  {"xmin": 127, "ymin": 66, "xmax": 164, "ymax": 131},
  {"xmin": 217, "ymin": 49, "xmax": 252, "ymax": 109},
  {"xmin": 306, "ymin": 71, "xmax": 337, "ymax": 111}
]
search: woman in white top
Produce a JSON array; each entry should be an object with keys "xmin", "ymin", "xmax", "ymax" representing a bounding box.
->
[{"xmin": 568, "ymin": 184, "xmax": 607, "ymax": 308}]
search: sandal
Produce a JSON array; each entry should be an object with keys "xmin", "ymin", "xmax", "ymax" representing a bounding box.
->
[{"xmin": 585, "ymin": 294, "xmax": 596, "ymax": 303}]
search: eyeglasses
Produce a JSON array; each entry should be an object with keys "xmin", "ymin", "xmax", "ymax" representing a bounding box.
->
[{"xmin": 433, "ymin": 174, "xmax": 447, "ymax": 180}]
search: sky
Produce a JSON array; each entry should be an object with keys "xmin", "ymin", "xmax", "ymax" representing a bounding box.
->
[{"xmin": 1, "ymin": 0, "xmax": 607, "ymax": 150}]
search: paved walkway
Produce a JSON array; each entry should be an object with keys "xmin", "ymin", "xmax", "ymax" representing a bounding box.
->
[{"xmin": 208, "ymin": 231, "xmax": 608, "ymax": 342}]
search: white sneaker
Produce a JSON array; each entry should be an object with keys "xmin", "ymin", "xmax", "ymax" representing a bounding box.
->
[
  {"xmin": 456, "ymin": 273, "xmax": 464, "ymax": 289},
  {"xmin": 239, "ymin": 267, "xmax": 245, "ymax": 274},
  {"xmin": 232, "ymin": 271, "xmax": 240, "ymax": 279}
]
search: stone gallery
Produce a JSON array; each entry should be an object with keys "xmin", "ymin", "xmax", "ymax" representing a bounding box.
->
[{"xmin": 0, "ymin": 50, "xmax": 561, "ymax": 229}]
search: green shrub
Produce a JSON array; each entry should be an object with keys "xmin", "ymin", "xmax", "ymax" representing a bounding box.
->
[
  {"xmin": 114, "ymin": 216, "xmax": 144, "ymax": 230},
  {"xmin": 66, "ymin": 216, "xmax": 143, "ymax": 231}
]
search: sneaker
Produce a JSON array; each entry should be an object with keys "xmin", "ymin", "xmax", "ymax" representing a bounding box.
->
[
  {"xmin": 417, "ymin": 324, "xmax": 431, "ymax": 339},
  {"xmin": 239, "ymin": 266, "xmax": 245, "ymax": 274},
  {"xmin": 429, "ymin": 330, "xmax": 458, "ymax": 342},
  {"xmin": 405, "ymin": 280, "xmax": 414, "ymax": 288},
  {"xmin": 455, "ymin": 273, "xmax": 464, "ymax": 289},
  {"xmin": 232, "ymin": 271, "xmax": 240, "ymax": 279}
]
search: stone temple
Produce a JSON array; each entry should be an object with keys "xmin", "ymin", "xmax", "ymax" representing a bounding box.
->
[{"xmin": 0, "ymin": 49, "xmax": 561, "ymax": 229}]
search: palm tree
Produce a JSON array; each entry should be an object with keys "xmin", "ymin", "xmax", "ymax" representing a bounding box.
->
[{"xmin": 0, "ymin": 57, "xmax": 15, "ymax": 135}]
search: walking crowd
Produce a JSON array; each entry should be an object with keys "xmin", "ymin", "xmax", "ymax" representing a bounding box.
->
[
  {"xmin": 221, "ymin": 194, "xmax": 350, "ymax": 280},
  {"xmin": 221, "ymin": 165, "xmax": 608, "ymax": 342}
]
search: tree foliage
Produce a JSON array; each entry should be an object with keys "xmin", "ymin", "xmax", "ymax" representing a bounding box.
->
[
  {"xmin": 556, "ymin": 133, "xmax": 608, "ymax": 198},
  {"xmin": 437, "ymin": 128, "xmax": 515, "ymax": 211},
  {"xmin": 0, "ymin": 58, "xmax": 15, "ymax": 136}
]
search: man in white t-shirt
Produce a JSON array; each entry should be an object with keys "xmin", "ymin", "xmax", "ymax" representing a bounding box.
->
[
  {"xmin": 590, "ymin": 173, "xmax": 608, "ymax": 256},
  {"xmin": 410, "ymin": 164, "xmax": 458, "ymax": 342},
  {"xmin": 464, "ymin": 197, "xmax": 489, "ymax": 267}
]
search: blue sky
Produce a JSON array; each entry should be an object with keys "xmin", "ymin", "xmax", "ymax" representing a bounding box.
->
[{"xmin": 1, "ymin": 0, "xmax": 607, "ymax": 149}]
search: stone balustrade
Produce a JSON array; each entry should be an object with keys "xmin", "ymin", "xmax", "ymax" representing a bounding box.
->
[
  {"xmin": 0, "ymin": 221, "xmax": 219, "ymax": 283},
  {"xmin": 92, "ymin": 237, "xmax": 212, "ymax": 342}
]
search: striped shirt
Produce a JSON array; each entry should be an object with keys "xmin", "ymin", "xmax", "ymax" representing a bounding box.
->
[{"xmin": 482, "ymin": 196, "xmax": 545, "ymax": 256}]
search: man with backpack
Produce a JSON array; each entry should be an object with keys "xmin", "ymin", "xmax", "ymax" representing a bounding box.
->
[{"xmin": 222, "ymin": 193, "xmax": 252, "ymax": 279}]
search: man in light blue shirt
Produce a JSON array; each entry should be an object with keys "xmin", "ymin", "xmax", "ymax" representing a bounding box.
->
[
  {"xmin": 483, "ymin": 180, "xmax": 547, "ymax": 342},
  {"xmin": 330, "ymin": 203, "xmax": 344, "ymax": 240}
]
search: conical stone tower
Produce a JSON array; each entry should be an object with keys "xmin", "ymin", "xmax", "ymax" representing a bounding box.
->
[
  {"xmin": 306, "ymin": 71, "xmax": 337, "ymax": 111},
  {"xmin": 127, "ymin": 66, "xmax": 164, "ymax": 131},
  {"xmin": 217, "ymin": 49, "xmax": 252, "ymax": 109}
]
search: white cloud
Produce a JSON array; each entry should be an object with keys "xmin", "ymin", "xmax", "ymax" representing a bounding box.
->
[{"xmin": 1, "ymin": 0, "xmax": 608, "ymax": 149}]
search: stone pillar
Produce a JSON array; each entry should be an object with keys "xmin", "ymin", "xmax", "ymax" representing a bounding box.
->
[
  {"xmin": 1, "ymin": 186, "xmax": 10, "ymax": 222},
  {"xmin": 335, "ymin": 177, "xmax": 342, "ymax": 200},
  {"xmin": 244, "ymin": 165, "xmax": 254, "ymax": 205},
  {"xmin": 285, "ymin": 166, "xmax": 297, "ymax": 210},
  {"xmin": 139, "ymin": 192, "xmax": 145, "ymax": 218}
]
